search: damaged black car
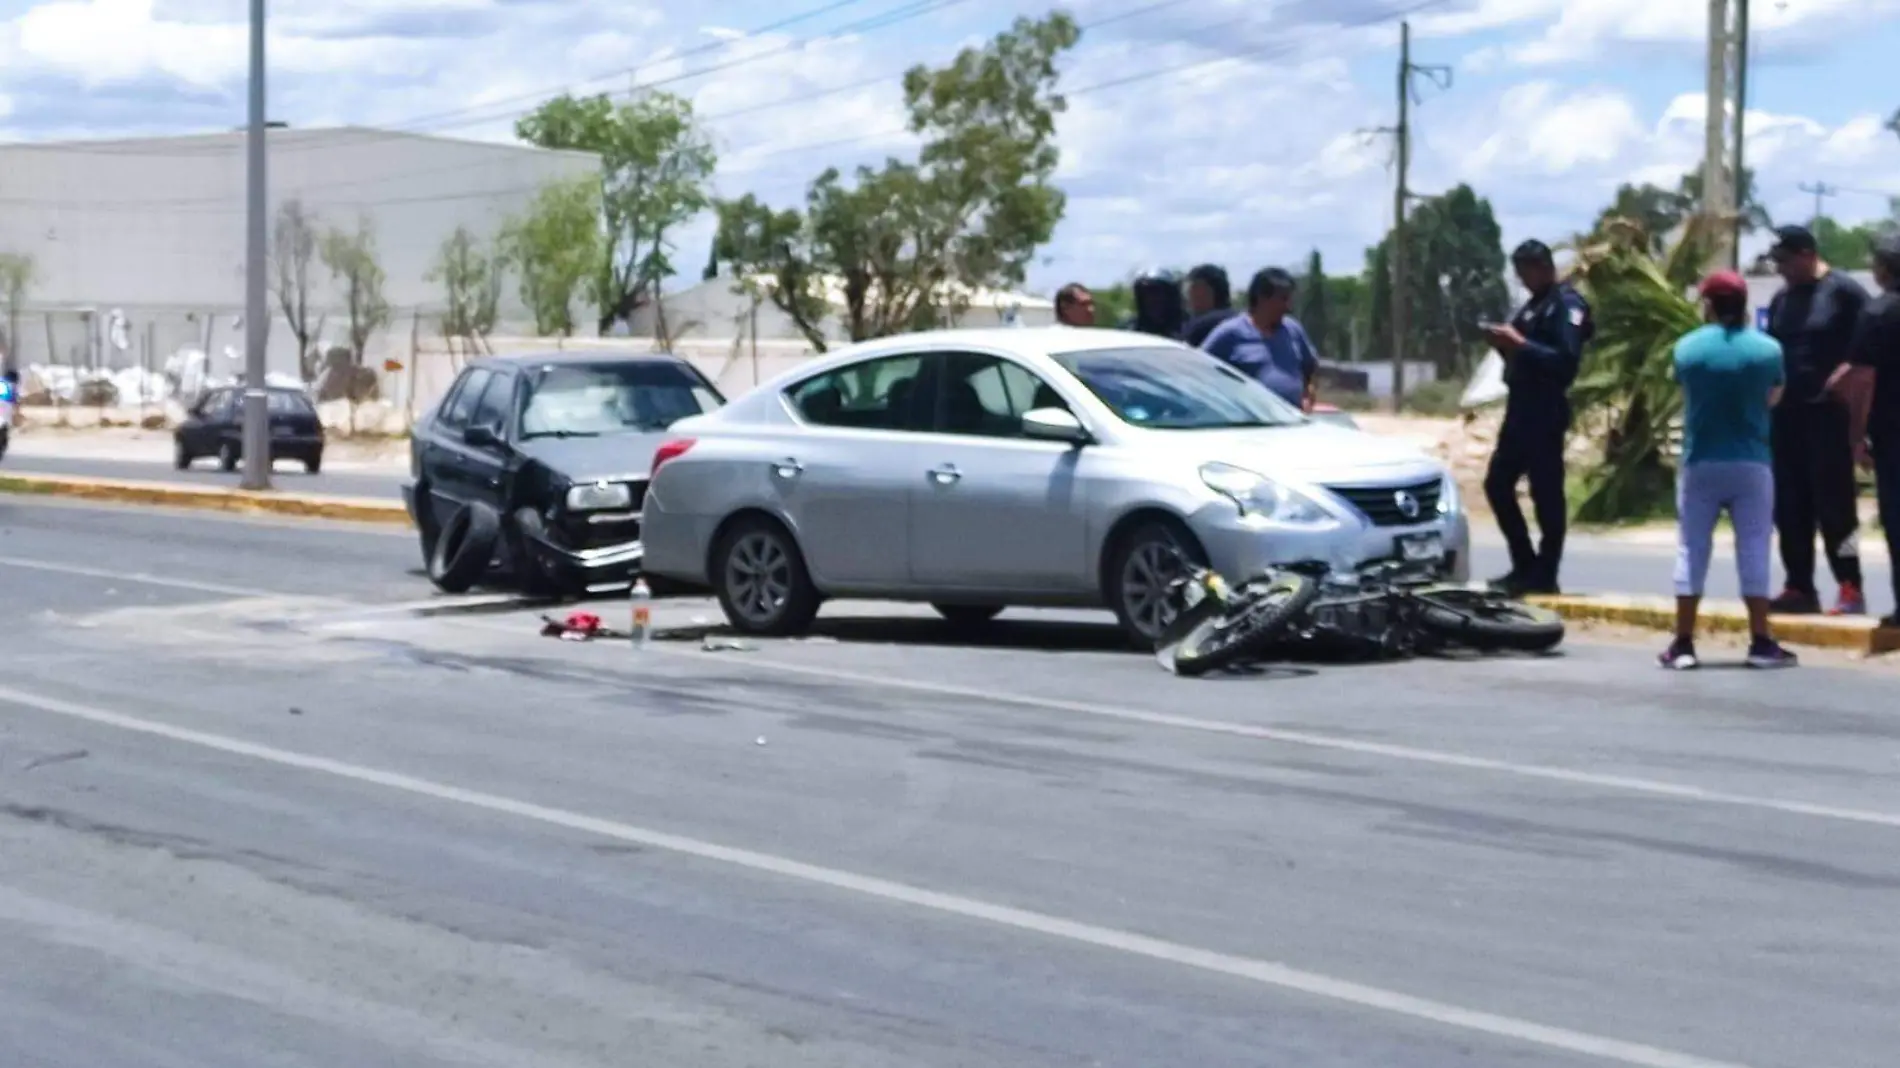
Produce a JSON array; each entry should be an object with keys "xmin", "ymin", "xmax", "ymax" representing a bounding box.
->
[{"xmin": 403, "ymin": 352, "xmax": 725, "ymax": 598}]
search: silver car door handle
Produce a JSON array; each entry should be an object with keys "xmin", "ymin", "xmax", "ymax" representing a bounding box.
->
[
  {"xmin": 928, "ymin": 464, "xmax": 961, "ymax": 485},
  {"xmin": 772, "ymin": 458, "xmax": 803, "ymax": 479}
]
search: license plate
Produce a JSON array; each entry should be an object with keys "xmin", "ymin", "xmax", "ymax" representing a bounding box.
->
[
  {"xmin": 272, "ymin": 425, "xmax": 293, "ymax": 437},
  {"xmin": 1396, "ymin": 532, "xmax": 1445, "ymax": 562}
]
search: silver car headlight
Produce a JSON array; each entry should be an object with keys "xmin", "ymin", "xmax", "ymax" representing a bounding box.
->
[
  {"xmin": 1437, "ymin": 471, "xmax": 1460, "ymax": 516},
  {"xmin": 1199, "ymin": 462, "xmax": 1332, "ymax": 525},
  {"xmin": 566, "ymin": 481, "xmax": 633, "ymax": 511}
]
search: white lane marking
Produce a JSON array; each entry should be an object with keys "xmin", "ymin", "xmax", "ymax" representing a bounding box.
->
[
  {"xmin": 0, "ymin": 554, "xmax": 279, "ymax": 598},
  {"xmin": 596, "ymin": 637, "xmax": 1900, "ymax": 832},
  {"xmin": 0, "ymin": 682, "xmax": 1751, "ymax": 1068}
]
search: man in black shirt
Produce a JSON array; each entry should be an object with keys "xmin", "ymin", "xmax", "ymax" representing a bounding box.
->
[
  {"xmin": 1845, "ymin": 234, "xmax": 1900, "ymax": 626},
  {"xmin": 1182, "ymin": 264, "xmax": 1239, "ymax": 347},
  {"xmin": 1764, "ymin": 224, "xmax": 1871, "ymax": 615},
  {"xmin": 1482, "ymin": 240, "xmax": 1592, "ymax": 596}
]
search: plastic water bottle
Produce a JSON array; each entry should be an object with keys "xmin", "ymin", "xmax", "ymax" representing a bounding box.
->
[{"xmin": 629, "ymin": 577, "xmax": 652, "ymax": 650}]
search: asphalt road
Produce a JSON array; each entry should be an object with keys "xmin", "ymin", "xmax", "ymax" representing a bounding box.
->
[{"xmin": 1, "ymin": 495, "xmax": 1898, "ymax": 1067}]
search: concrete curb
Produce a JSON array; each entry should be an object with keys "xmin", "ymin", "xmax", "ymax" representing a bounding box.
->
[
  {"xmin": 0, "ymin": 471, "xmax": 412, "ymax": 526},
  {"xmin": 1530, "ymin": 594, "xmax": 1900, "ymax": 655}
]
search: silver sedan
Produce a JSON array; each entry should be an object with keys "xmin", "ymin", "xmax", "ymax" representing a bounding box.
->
[{"xmin": 640, "ymin": 328, "xmax": 1470, "ymax": 646}]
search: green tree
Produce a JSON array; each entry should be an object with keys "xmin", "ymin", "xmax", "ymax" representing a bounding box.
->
[
  {"xmin": 515, "ymin": 92, "xmax": 716, "ymax": 335},
  {"xmin": 1810, "ymin": 215, "xmax": 1880, "ymax": 270},
  {"xmin": 498, "ymin": 176, "xmax": 602, "ymax": 336},
  {"xmin": 430, "ymin": 226, "xmax": 504, "ymax": 342},
  {"xmin": 318, "ymin": 215, "xmax": 392, "ymax": 373},
  {"xmin": 1364, "ymin": 184, "xmax": 1509, "ymax": 377},
  {"xmin": 714, "ymin": 12, "xmax": 1081, "ymax": 350},
  {"xmin": 0, "ymin": 251, "xmax": 33, "ymax": 374},
  {"xmin": 1295, "ymin": 250, "xmax": 1331, "ymax": 357},
  {"xmin": 1590, "ymin": 167, "xmax": 1772, "ymax": 252},
  {"xmin": 1087, "ymin": 280, "xmax": 1134, "ymax": 327}
]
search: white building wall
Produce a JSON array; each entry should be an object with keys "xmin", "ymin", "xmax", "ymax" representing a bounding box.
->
[
  {"xmin": 0, "ymin": 126, "xmax": 599, "ymax": 377},
  {"xmin": 633, "ymin": 276, "xmax": 1058, "ymax": 345}
]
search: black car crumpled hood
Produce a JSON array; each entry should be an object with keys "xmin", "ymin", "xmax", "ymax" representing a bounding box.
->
[{"xmin": 516, "ymin": 431, "xmax": 670, "ymax": 484}]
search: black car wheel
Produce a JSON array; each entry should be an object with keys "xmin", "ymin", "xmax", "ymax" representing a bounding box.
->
[
  {"xmin": 173, "ymin": 438, "xmax": 192, "ymax": 470},
  {"xmin": 304, "ymin": 451, "xmax": 322, "ymax": 474},
  {"xmin": 508, "ymin": 507, "xmax": 568, "ymax": 599},
  {"xmin": 712, "ymin": 516, "xmax": 820, "ymax": 637},
  {"xmin": 217, "ymin": 440, "xmax": 239, "ymax": 472},
  {"xmin": 1106, "ymin": 517, "xmax": 1204, "ymax": 649},
  {"xmin": 428, "ymin": 502, "xmax": 502, "ymax": 594}
]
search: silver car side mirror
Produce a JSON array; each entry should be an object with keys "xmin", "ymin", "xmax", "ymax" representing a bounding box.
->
[{"xmin": 1021, "ymin": 407, "xmax": 1090, "ymax": 445}]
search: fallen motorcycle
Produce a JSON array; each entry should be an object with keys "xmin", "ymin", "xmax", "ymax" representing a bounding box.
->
[
  {"xmin": 1272, "ymin": 558, "xmax": 1566, "ymax": 659},
  {"xmin": 1152, "ymin": 559, "xmax": 1319, "ymax": 677},
  {"xmin": 1153, "ymin": 556, "xmax": 1563, "ymax": 675}
]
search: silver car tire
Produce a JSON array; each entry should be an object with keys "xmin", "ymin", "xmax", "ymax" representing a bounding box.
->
[
  {"xmin": 713, "ymin": 517, "xmax": 820, "ymax": 637},
  {"xmin": 1107, "ymin": 518, "xmax": 1204, "ymax": 650}
]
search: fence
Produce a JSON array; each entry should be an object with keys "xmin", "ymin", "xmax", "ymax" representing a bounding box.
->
[{"xmin": 1, "ymin": 299, "xmax": 827, "ymax": 434}]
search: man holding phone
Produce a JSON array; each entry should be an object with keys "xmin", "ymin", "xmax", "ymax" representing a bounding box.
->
[{"xmin": 1480, "ymin": 239, "xmax": 1593, "ymax": 597}]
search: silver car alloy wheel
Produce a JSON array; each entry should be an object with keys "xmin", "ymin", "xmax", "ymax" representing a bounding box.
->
[
  {"xmin": 725, "ymin": 530, "xmax": 794, "ymax": 626},
  {"xmin": 1121, "ymin": 538, "xmax": 1186, "ymax": 640}
]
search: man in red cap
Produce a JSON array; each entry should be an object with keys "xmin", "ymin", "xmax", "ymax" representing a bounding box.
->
[{"xmin": 1659, "ymin": 270, "xmax": 1797, "ymax": 669}]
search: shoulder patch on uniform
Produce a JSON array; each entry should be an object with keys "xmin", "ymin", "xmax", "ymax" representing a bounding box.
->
[{"xmin": 1568, "ymin": 306, "xmax": 1585, "ymax": 326}]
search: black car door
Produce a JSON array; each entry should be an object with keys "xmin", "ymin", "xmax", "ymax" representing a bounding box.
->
[
  {"xmin": 454, "ymin": 369, "xmax": 517, "ymax": 511},
  {"xmin": 420, "ymin": 367, "xmax": 492, "ymax": 525},
  {"xmin": 195, "ymin": 389, "xmax": 237, "ymax": 454}
]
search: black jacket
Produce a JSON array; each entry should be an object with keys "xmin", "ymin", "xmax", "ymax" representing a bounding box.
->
[
  {"xmin": 1769, "ymin": 270, "xmax": 1870, "ymax": 405},
  {"xmin": 1502, "ymin": 282, "xmax": 1592, "ymax": 429}
]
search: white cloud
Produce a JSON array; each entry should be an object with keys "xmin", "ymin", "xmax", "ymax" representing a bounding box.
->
[{"xmin": 1506, "ymin": 0, "xmax": 1900, "ymax": 65}]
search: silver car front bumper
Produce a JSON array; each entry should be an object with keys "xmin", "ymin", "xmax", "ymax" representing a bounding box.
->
[{"xmin": 1190, "ymin": 503, "xmax": 1472, "ymax": 585}]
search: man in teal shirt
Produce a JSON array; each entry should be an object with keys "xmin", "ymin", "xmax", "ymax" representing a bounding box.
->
[{"xmin": 1661, "ymin": 270, "xmax": 1795, "ymax": 669}]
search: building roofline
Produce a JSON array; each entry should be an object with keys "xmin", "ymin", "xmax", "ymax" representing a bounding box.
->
[{"xmin": 0, "ymin": 125, "xmax": 599, "ymax": 164}]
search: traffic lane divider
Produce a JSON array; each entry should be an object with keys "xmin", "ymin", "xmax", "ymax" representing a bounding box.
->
[
  {"xmin": 0, "ymin": 471, "xmax": 412, "ymax": 526},
  {"xmin": 1530, "ymin": 594, "xmax": 1900, "ymax": 656}
]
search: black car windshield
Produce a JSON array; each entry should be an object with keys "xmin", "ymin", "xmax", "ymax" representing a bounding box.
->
[
  {"xmin": 267, "ymin": 391, "xmax": 316, "ymax": 416},
  {"xmin": 1051, "ymin": 346, "xmax": 1306, "ymax": 429},
  {"xmin": 519, "ymin": 361, "xmax": 724, "ymax": 438}
]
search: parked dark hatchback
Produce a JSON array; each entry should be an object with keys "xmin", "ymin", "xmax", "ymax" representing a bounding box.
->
[
  {"xmin": 174, "ymin": 385, "xmax": 326, "ymax": 472},
  {"xmin": 403, "ymin": 352, "xmax": 726, "ymax": 596}
]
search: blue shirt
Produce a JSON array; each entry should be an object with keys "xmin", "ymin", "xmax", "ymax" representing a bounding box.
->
[
  {"xmin": 1672, "ymin": 323, "xmax": 1785, "ymax": 466},
  {"xmin": 1201, "ymin": 313, "xmax": 1318, "ymax": 407}
]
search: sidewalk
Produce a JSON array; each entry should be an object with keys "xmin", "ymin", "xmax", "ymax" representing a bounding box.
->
[{"xmin": 7, "ymin": 426, "xmax": 408, "ymax": 471}]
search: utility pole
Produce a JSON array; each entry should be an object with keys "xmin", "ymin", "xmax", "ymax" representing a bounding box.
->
[
  {"xmin": 1798, "ymin": 180, "xmax": 1838, "ymax": 225},
  {"xmin": 1384, "ymin": 20, "xmax": 1452, "ymax": 412},
  {"xmin": 1391, "ymin": 20, "xmax": 1410, "ymax": 412},
  {"xmin": 239, "ymin": 0, "xmax": 271, "ymax": 491},
  {"xmin": 1702, "ymin": 0, "xmax": 1735, "ymax": 273},
  {"xmin": 1728, "ymin": 0, "xmax": 1749, "ymax": 268}
]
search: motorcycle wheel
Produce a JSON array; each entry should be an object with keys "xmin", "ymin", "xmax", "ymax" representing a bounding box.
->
[
  {"xmin": 1411, "ymin": 588, "xmax": 1565, "ymax": 653},
  {"xmin": 1167, "ymin": 572, "xmax": 1319, "ymax": 677}
]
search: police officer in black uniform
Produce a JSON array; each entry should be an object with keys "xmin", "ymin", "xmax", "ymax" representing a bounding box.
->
[{"xmin": 1482, "ymin": 239, "xmax": 1592, "ymax": 596}]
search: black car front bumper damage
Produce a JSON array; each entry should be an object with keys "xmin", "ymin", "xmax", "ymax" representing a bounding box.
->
[{"xmin": 519, "ymin": 509, "xmax": 645, "ymax": 594}]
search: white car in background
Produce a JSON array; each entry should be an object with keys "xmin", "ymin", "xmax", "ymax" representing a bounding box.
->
[{"xmin": 639, "ymin": 328, "xmax": 1469, "ymax": 646}]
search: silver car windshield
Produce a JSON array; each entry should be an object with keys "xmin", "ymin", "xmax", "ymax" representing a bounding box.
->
[
  {"xmin": 1051, "ymin": 347, "xmax": 1307, "ymax": 429},
  {"xmin": 520, "ymin": 362, "xmax": 724, "ymax": 439}
]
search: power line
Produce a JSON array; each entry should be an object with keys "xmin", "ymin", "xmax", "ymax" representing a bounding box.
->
[{"xmin": 0, "ymin": 0, "xmax": 958, "ymax": 159}]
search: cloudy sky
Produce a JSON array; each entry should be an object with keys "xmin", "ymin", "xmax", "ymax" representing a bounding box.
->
[{"xmin": 1, "ymin": 0, "xmax": 1896, "ymax": 293}]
